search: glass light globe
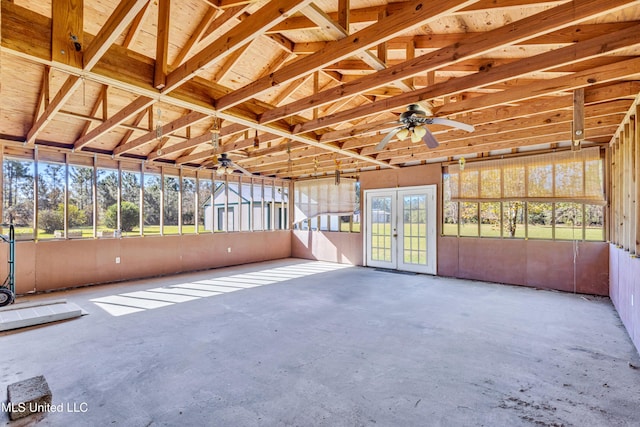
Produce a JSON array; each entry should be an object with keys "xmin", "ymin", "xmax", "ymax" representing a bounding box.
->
[
  {"xmin": 414, "ymin": 125, "xmax": 427, "ymax": 138},
  {"xmin": 410, "ymin": 130, "xmax": 422, "ymax": 143},
  {"xmin": 396, "ymin": 128, "xmax": 410, "ymax": 141}
]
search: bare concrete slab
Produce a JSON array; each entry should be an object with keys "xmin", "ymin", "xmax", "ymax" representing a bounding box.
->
[{"xmin": 0, "ymin": 259, "xmax": 638, "ymax": 426}]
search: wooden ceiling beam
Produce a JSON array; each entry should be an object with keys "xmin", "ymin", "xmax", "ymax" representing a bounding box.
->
[
  {"xmin": 114, "ymin": 111, "xmax": 208, "ymax": 156},
  {"xmin": 148, "ymin": 123, "xmax": 247, "ymax": 161},
  {"xmin": 293, "ymin": 19, "xmax": 640, "ymax": 134},
  {"xmin": 153, "ymin": 0, "xmax": 171, "ymax": 89},
  {"xmin": 436, "ymin": 57, "xmax": 640, "ymax": 117},
  {"xmin": 115, "ymin": 109, "xmax": 149, "ymax": 148},
  {"xmin": 370, "ymin": 114, "xmax": 625, "ymax": 160},
  {"xmin": 74, "ymin": 96, "xmax": 155, "ymax": 150},
  {"xmin": 170, "ymin": 7, "xmax": 218, "ymax": 68},
  {"xmin": 213, "ymin": 43, "xmax": 252, "ymax": 83},
  {"xmin": 122, "ymin": 0, "xmax": 151, "ymax": 49},
  {"xmin": 377, "ymin": 118, "xmax": 622, "ymax": 162},
  {"xmin": 163, "ymin": 0, "xmax": 312, "ymax": 93},
  {"xmin": 26, "ymin": 75, "xmax": 82, "ymax": 145},
  {"xmin": 271, "ymin": 75, "xmax": 313, "ymax": 106},
  {"xmin": 175, "ymin": 133, "xmax": 280, "ymax": 165},
  {"xmin": 0, "ymin": 2, "xmax": 391, "ymax": 170},
  {"xmin": 83, "ymin": 0, "xmax": 149, "ymax": 70},
  {"xmin": 77, "ymin": 85, "xmax": 107, "ymax": 139},
  {"xmin": 216, "ymin": 0, "xmax": 476, "ymax": 111},
  {"xmin": 390, "ymin": 133, "xmax": 613, "ymax": 165}
]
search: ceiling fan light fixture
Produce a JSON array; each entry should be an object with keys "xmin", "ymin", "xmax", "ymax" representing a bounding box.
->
[
  {"xmin": 410, "ymin": 130, "xmax": 422, "ymax": 143},
  {"xmin": 414, "ymin": 125, "xmax": 427, "ymax": 138},
  {"xmin": 396, "ymin": 128, "xmax": 410, "ymax": 141}
]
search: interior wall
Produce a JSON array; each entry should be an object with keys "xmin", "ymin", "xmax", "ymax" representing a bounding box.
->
[
  {"xmin": 2, "ymin": 231, "xmax": 291, "ymax": 294},
  {"xmin": 291, "ymin": 230, "xmax": 363, "ymax": 265},
  {"xmin": 294, "ymin": 163, "xmax": 611, "ymax": 295},
  {"xmin": 439, "ymin": 237, "xmax": 610, "ymax": 295},
  {"xmin": 609, "ymin": 245, "xmax": 640, "ymax": 354}
]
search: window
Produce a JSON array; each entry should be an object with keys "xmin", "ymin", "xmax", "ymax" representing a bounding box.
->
[
  {"xmin": 143, "ymin": 173, "xmax": 161, "ymax": 235},
  {"xmin": 1, "ymin": 152, "xmax": 290, "ymax": 240},
  {"xmin": 121, "ymin": 170, "xmax": 141, "ymax": 236},
  {"xmin": 293, "ymin": 177, "xmax": 358, "ymax": 232},
  {"xmin": 68, "ymin": 165, "xmax": 94, "ymax": 238},
  {"xmin": 97, "ymin": 168, "xmax": 118, "ymax": 237},
  {"xmin": 240, "ymin": 180, "xmax": 252, "ymax": 231},
  {"xmin": 443, "ymin": 148, "xmax": 605, "ymax": 241},
  {"xmin": 198, "ymin": 175, "xmax": 213, "ymax": 233},
  {"xmin": 182, "ymin": 176, "xmax": 196, "ymax": 234},
  {"xmin": 163, "ymin": 174, "xmax": 179, "ymax": 235},
  {"xmin": 37, "ymin": 162, "xmax": 66, "ymax": 240},
  {"xmin": 3, "ymin": 158, "xmax": 35, "ymax": 240}
]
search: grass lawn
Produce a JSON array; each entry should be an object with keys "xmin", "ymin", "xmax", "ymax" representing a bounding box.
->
[{"xmin": 443, "ymin": 223, "xmax": 604, "ymax": 241}]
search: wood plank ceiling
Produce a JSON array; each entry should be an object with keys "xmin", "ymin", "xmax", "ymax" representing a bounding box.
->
[{"xmin": 1, "ymin": 0, "xmax": 639, "ymax": 178}]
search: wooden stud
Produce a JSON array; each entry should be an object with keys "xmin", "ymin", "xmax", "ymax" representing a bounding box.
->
[{"xmin": 636, "ymin": 105, "xmax": 640, "ymax": 254}]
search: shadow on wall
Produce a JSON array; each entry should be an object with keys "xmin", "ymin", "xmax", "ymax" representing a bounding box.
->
[{"xmin": 291, "ymin": 230, "xmax": 363, "ymax": 266}]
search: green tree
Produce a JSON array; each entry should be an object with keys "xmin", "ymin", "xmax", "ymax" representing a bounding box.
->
[
  {"xmin": 39, "ymin": 209, "xmax": 63, "ymax": 234},
  {"xmin": 105, "ymin": 201, "xmax": 139, "ymax": 232},
  {"xmin": 3, "ymin": 159, "xmax": 34, "ymax": 226},
  {"xmin": 63, "ymin": 204, "xmax": 87, "ymax": 228}
]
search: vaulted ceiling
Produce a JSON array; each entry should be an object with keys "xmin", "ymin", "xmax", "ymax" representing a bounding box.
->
[{"xmin": 1, "ymin": 0, "xmax": 639, "ymax": 178}]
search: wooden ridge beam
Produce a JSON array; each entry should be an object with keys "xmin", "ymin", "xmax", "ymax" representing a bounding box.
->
[
  {"xmin": 216, "ymin": 0, "xmax": 477, "ymax": 110},
  {"xmin": 74, "ymin": 96, "xmax": 155, "ymax": 150}
]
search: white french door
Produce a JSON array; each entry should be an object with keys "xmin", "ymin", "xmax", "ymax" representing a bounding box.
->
[{"xmin": 364, "ymin": 185, "xmax": 437, "ymax": 274}]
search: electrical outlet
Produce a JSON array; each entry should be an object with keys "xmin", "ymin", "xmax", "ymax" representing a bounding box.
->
[
  {"xmin": 115, "ymin": 257, "xmax": 121, "ymax": 264},
  {"xmin": 227, "ymin": 247, "xmax": 231, "ymax": 253}
]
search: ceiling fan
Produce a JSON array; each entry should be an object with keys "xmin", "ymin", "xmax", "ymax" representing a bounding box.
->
[
  {"xmin": 214, "ymin": 153, "xmax": 253, "ymax": 176},
  {"xmin": 375, "ymin": 104, "xmax": 475, "ymax": 151}
]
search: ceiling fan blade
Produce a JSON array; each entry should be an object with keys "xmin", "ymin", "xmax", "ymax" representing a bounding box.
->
[
  {"xmin": 375, "ymin": 127, "xmax": 401, "ymax": 151},
  {"xmin": 422, "ymin": 128, "xmax": 439, "ymax": 149},
  {"xmin": 430, "ymin": 118, "xmax": 475, "ymax": 132},
  {"xmin": 232, "ymin": 163, "xmax": 254, "ymax": 176}
]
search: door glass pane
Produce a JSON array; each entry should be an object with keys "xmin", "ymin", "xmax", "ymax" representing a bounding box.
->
[
  {"xmin": 371, "ymin": 196, "xmax": 392, "ymax": 262},
  {"xmin": 403, "ymin": 195, "xmax": 427, "ymax": 265}
]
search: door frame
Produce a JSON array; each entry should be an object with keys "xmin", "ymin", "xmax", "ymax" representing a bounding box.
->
[{"xmin": 363, "ymin": 185, "xmax": 437, "ymax": 274}]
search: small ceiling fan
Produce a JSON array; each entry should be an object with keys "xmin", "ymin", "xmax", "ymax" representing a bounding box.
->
[
  {"xmin": 375, "ymin": 104, "xmax": 475, "ymax": 151},
  {"xmin": 214, "ymin": 153, "xmax": 253, "ymax": 176}
]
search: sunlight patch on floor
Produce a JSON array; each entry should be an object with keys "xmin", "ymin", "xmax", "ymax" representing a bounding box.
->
[{"xmin": 91, "ymin": 261, "xmax": 353, "ymax": 316}]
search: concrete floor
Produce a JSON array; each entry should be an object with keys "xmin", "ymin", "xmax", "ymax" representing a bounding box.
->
[{"xmin": 1, "ymin": 258, "xmax": 639, "ymax": 427}]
